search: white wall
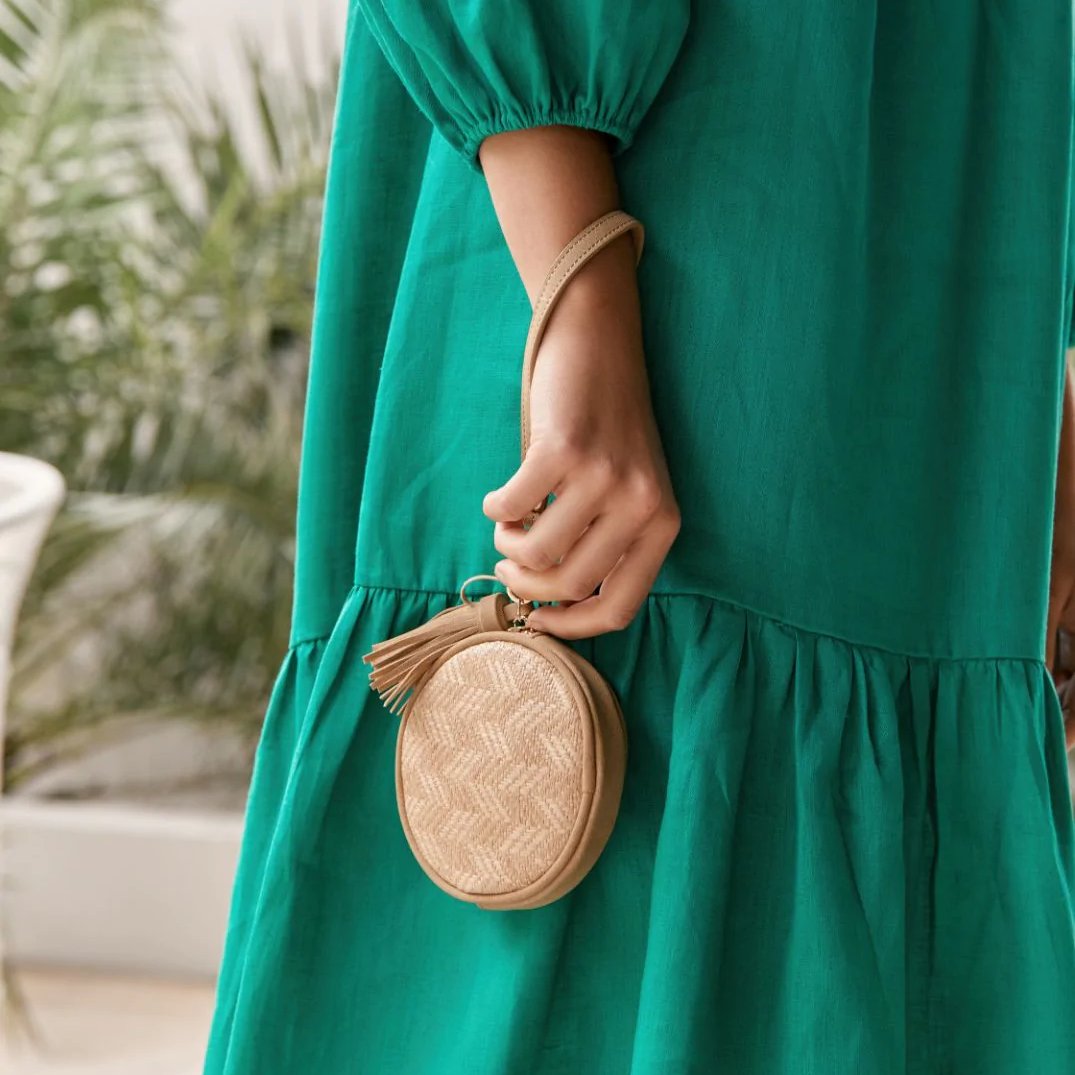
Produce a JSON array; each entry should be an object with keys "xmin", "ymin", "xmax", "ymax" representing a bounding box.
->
[
  {"xmin": 169, "ymin": 0, "xmax": 349, "ymax": 184},
  {"xmin": 171, "ymin": 0, "xmax": 347, "ymax": 77}
]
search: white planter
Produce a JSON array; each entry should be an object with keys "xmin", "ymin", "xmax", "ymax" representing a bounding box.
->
[
  {"xmin": 2, "ymin": 800, "xmax": 241, "ymax": 979},
  {"xmin": 0, "ymin": 452, "xmax": 66, "ymax": 788}
]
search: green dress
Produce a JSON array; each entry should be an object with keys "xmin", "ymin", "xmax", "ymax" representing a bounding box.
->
[{"xmin": 205, "ymin": 2, "xmax": 1075, "ymax": 1072}]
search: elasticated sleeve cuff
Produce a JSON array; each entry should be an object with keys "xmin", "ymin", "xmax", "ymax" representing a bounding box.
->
[{"xmin": 359, "ymin": 0, "xmax": 689, "ymax": 172}]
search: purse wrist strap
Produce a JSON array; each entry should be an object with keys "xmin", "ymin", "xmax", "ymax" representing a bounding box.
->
[{"xmin": 519, "ymin": 210, "xmax": 646, "ymax": 493}]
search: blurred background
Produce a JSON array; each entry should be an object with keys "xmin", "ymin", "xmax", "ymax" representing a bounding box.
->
[
  {"xmin": 0, "ymin": 0, "xmax": 345, "ymax": 1070},
  {"xmin": 3, "ymin": 3, "xmax": 1075, "ymax": 1074}
]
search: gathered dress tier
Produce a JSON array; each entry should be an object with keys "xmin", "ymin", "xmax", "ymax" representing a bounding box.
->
[{"xmin": 204, "ymin": 2, "xmax": 1075, "ymax": 1072}]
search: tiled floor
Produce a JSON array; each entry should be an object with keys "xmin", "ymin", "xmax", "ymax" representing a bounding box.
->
[{"xmin": 1, "ymin": 967, "xmax": 215, "ymax": 1075}]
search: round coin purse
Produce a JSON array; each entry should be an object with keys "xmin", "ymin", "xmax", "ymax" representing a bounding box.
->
[{"xmin": 362, "ymin": 210, "xmax": 645, "ymax": 910}]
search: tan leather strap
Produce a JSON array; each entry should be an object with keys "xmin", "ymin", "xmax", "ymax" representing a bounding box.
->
[{"xmin": 519, "ymin": 209, "xmax": 645, "ymax": 524}]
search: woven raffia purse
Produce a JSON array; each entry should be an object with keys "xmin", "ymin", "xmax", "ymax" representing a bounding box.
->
[{"xmin": 362, "ymin": 210, "xmax": 645, "ymax": 910}]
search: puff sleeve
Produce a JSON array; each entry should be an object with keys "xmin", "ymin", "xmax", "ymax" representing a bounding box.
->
[{"xmin": 358, "ymin": 0, "xmax": 690, "ymax": 171}]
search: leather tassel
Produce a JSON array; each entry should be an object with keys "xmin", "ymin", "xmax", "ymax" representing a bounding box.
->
[{"xmin": 362, "ymin": 593, "xmax": 510, "ymax": 716}]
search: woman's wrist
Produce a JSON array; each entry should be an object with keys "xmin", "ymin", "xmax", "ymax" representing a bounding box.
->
[
  {"xmin": 544, "ymin": 229, "xmax": 642, "ymax": 348},
  {"xmin": 478, "ymin": 124, "xmax": 628, "ymax": 304}
]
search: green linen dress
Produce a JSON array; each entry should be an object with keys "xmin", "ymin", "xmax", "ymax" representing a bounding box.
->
[{"xmin": 204, "ymin": 2, "xmax": 1075, "ymax": 1072}]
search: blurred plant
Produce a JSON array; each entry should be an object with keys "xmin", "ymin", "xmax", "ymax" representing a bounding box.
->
[{"xmin": 0, "ymin": 0, "xmax": 340, "ymax": 791}]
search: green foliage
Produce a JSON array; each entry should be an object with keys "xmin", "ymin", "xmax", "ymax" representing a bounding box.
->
[{"xmin": 0, "ymin": 0, "xmax": 339, "ymax": 790}]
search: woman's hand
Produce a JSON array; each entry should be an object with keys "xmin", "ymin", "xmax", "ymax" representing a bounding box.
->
[
  {"xmin": 1046, "ymin": 351, "xmax": 1075, "ymax": 751},
  {"xmin": 482, "ymin": 233, "xmax": 680, "ymax": 638},
  {"xmin": 476, "ymin": 123, "xmax": 679, "ymax": 637}
]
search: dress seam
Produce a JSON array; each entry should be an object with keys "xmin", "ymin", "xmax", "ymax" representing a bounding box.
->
[
  {"xmin": 354, "ymin": 580, "xmax": 457, "ymax": 599},
  {"xmin": 286, "ymin": 633, "xmax": 331, "ymax": 650},
  {"xmin": 343, "ymin": 579, "xmax": 1045, "ymax": 668}
]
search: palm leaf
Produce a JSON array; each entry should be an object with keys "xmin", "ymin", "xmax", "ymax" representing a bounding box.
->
[{"xmin": 3, "ymin": 0, "xmax": 339, "ymax": 797}]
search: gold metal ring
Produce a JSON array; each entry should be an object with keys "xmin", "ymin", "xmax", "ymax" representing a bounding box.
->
[
  {"xmin": 458, "ymin": 574, "xmax": 500, "ymax": 604},
  {"xmin": 505, "ymin": 583, "xmax": 526, "ymax": 605},
  {"xmin": 458, "ymin": 573, "xmax": 535, "ymax": 610}
]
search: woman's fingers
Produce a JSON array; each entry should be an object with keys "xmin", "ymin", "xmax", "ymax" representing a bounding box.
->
[
  {"xmin": 524, "ymin": 509, "xmax": 680, "ymax": 638},
  {"xmin": 495, "ymin": 511, "xmax": 632, "ymax": 602},
  {"xmin": 492, "ymin": 481, "xmax": 602, "ymax": 570},
  {"xmin": 482, "ymin": 443, "xmax": 566, "ymax": 524},
  {"xmin": 494, "ymin": 473, "xmax": 636, "ymax": 571}
]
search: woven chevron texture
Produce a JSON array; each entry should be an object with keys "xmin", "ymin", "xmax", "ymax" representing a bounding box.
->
[{"xmin": 401, "ymin": 640, "xmax": 585, "ymax": 893}]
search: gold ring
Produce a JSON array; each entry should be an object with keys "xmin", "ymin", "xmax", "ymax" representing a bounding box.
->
[
  {"xmin": 459, "ymin": 573, "xmax": 535, "ymax": 609},
  {"xmin": 505, "ymin": 584, "xmax": 530, "ymax": 607},
  {"xmin": 458, "ymin": 574, "xmax": 500, "ymax": 604}
]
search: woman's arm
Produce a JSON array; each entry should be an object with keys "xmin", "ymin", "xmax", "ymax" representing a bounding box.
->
[
  {"xmin": 478, "ymin": 126, "xmax": 623, "ymax": 302},
  {"xmin": 1047, "ymin": 351, "xmax": 1075, "ymax": 749},
  {"xmin": 478, "ymin": 125, "xmax": 681, "ymax": 638},
  {"xmin": 356, "ymin": 0, "xmax": 690, "ymax": 635}
]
